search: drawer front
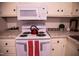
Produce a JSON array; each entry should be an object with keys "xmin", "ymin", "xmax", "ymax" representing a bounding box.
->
[
  {"xmin": 0, "ymin": 47, "xmax": 16, "ymax": 54},
  {"xmin": 51, "ymin": 38, "xmax": 66, "ymax": 44},
  {"xmin": 0, "ymin": 39, "xmax": 15, "ymax": 47},
  {"xmin": 51, "ymin": 39, "xmax": 63, "ymax": 44}
]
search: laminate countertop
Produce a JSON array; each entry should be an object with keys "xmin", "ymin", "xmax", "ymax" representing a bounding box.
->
[
  {"xmin": 48, "ymin": 31, "xmax": 79, "ymax": 45},
  {"xmin": 48, "ymin": 31, "xmax": 79, "ymax": 38},
  {"xmin": 0, "ymin": 30, "xmax": 21, "ymax": 39}
]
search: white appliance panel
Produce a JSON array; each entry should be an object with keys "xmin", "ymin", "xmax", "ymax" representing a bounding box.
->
[
  {"xmin": 17, "ymin": 3, "xmax": 47, "ymax": 20},
  {"xmin": 16, "ymin": 40, "xmax": 50, "ymax": 56}
]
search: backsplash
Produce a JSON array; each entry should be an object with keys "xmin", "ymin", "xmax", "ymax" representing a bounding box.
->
[
  {"xmin": 5, "ymin": 17, "xmax": 79, "ymax": 30},
  {"xmin": 46, "ymin": 17, "xmax": 71, "ymax": 28},
  {"xmin": 5, "ymin": 17, "xmax": 18, "ymax": 28}
]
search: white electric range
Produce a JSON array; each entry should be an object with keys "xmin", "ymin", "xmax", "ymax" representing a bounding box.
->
[{"xmin": 16, "ymin": 25, "xmax": 51, "ymax": 56}]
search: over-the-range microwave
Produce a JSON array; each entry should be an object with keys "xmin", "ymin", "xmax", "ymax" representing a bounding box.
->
[{"xmin": 17, "ymin": 3, "xmax": 47, "ymax": 20}]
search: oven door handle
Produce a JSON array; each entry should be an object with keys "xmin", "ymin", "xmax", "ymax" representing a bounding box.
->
[
  {"xmin": 40, "ymin": 42, "xmax": 50, "ymax": 51},
  {"xmin": 24, "ymin": 44, "xmax": 27, "ymax": 52}
]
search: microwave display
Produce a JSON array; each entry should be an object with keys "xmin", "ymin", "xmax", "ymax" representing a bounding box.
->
[{"xmin": 20, "ymin": 10, "xmax": 37, "ymax": 16}]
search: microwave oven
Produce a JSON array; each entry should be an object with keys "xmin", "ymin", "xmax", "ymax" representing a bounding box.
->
[{"xmin": 17, "ymin": 3, "xmax": 47, "ymax": 20}]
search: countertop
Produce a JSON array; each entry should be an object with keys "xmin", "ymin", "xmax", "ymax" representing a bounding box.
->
[
  {"xmin": 48, "ymin": 31, "xmax": 79, "ymax": 45},
  {"xmin": 0, "ymin": 30, "xmax": 79, "ymax": 44},
  {"xmin": 0, "ymin": 30, "xmax": 21, "ymax": 39},
  {"xmin": 48, "ymin": 31, "xmax": 79, "ymax": 38}
]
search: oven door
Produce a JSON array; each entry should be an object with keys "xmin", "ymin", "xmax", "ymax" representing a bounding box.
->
[
  {"xmin": 39, "ymin": 40, "xmax": 51, "ymax": 56},
  {"xmin": 16, "ymin": 40, "xmax": 27, "ymax": 56}
]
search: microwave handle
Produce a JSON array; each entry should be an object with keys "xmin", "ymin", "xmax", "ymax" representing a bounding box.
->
[{"xmin": 40, "ymin": 42, "xmax": 50, "ymax": 51}]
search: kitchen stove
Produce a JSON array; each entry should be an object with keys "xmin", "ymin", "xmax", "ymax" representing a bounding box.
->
[
  {"xmin": 16, "ymin": 25, "xmax": 51, "ymax": 56},
  {"xmin": 21, "ymin": 31, "xmax": 46, "ymax": 37}
]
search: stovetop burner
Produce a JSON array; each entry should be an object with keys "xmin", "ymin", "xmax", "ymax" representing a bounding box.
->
[
  {"xmin": 38, "ymin": 32, "xmax": 45, "ymax": 34},
  {"xmin": 37, "ymin": 33, "xmax": 46, "ymax": 37},
  {"xmin": 23, "ymin": 32, "xmax": 31, "ymax": 34},
  {"xmin": 20, "ymin": 35, "xmax": 28, "ymax": 37},
  {"xmin": 20, "ymin": 31, "xmax": 46, "ymax": 37}
]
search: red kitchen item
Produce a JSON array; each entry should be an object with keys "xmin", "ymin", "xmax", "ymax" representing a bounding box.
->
[
  {"xmin": 35, "ymin": 41, "xmax": 39, "ymax": 56},
  {"xmin": 30, "ymin": 25, "xmax": 39, "ymax": 35},
  {"xmin": 28, "ymin": 40, "xmax": 33, "ymax": 56}
]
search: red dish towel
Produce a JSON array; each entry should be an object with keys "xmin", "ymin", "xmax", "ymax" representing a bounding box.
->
[
  {"xmin": 28, "ymin": 40, "xmax": 33, "ymax": 56},
  {"xmin": 35, "ymin": 41, "xmax": 39, "ymax": 56}
]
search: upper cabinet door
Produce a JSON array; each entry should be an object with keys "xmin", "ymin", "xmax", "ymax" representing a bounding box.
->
[
  {"xmin": 47, "ymin": 2, "xmax": 72, "ymax": 17},
  {"xmin": 0, "ymin": 2, "xmax": 17, "ymax": 17},
  {"xmin": 72, "ymin": 2, "xmax": 79, "ymax": 17},
  {"xmin": 59, "ymin": 3, "xmax": 72, "ymax": 17},
  {"xmin": 47, "ymin": 3, "xmax": 61, "ymax": 17}
]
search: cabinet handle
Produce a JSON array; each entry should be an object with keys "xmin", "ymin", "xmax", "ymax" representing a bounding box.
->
[
  {"xmin": 52, "ymin": 48, "xmax": 54, "ymax": 51},
  {"xmin": 61, "ymin": 10, "xmax": 63, "ymax": 12},
  {"xmin": 76, "ymin": 9, "xmax": 78, "ymax": 12},
  {"xmin": 57, "ymin": 41, "xmax": 59, "ymax": 43},
  {"xmin": 5, "ymin": 43, "xmax": 8, "ymax": 45},
  {"xmin": 6, "ymin": 50, "xmax": 8, "ymax": 53},
  {"xmin": 42, "ymin": 8, "xmax": 45, "ymax": 10},
  {"xmin": 57, "ymin": 10, "xmax": 59, "ymax": 12},
  {"xmin": 13, "ymin": 9, "xmax": 16, "ymax": 11},
  {"xmin": 77, "ymin": 49, "xmax": 79, "ymax": 51}
]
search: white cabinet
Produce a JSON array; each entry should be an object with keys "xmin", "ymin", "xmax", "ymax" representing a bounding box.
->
[
  {"xmin": 47, "ymin": 2, "xmax": 72, "ymax": 17},
  {"xmin": 51, "ymin": 37, "xmax": 66, "ymax": 56},
  {"xmin": 0, "ymin": 39, "xmax": 16, "ymax": 56},
  {"xmin": 0, "ymin": 2, "xmax": 17, "ymax": 17},
  {"xmin": 65, "ymin": 38, "xmax": 79, "ymax": 56},
  {"xmin": 0, "ymin": 39, "xmax": 15, "ymax": 47},
  {"xmin": 0, "ymin": 2, "xmax": 79, "ymax": 17},
  {"xmin": 72, "ymin": 2, "xmax": 79, "ymax": 17}
]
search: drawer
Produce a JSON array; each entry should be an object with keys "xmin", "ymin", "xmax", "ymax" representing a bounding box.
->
[
  {"xmin": 0, "ymin": 47, "xmax": 16, "ymax": 54},
  {"xmin": 0, "ymin": 39, "xmax": 15, "ymax": 47},
  {"xmin": 51, "ymin": 39, "xmax": 62, "ymax": 44},
  {"xmin": 51, "ymin": 38, "xmax": 66, "ymax": 44}
]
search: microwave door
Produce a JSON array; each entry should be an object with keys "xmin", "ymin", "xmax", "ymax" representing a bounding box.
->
[{"xmin": 18, "ymin": 9, "xmax": 40, "ymax": 20}]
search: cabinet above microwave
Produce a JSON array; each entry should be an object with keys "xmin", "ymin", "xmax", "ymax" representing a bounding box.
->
[{"xmin": 17, "ymin": 3, "xmax": 47, "ymax": 20}]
